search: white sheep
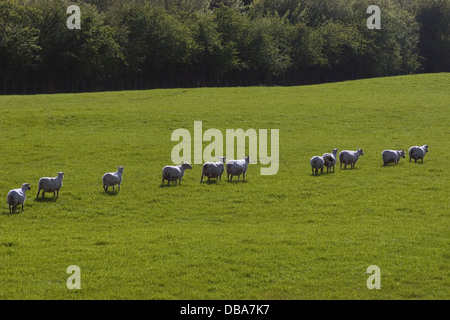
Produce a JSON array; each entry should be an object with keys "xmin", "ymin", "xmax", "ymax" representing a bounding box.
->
[
  {"xmin": 162, "ymin": 162, "xmax": 192, "ymax": 185},
  {"xmin": 36, "ymin": 172, "xmax": 64, "ymax": 198},
  {"xmin": 339, "ymin": 149, "xmax": 364, "ymax": 169},
  {"xmin": 103, "ymin": 166, "xmax": 124, "ymax": 192},
  {"xmin": 382, "ymin": 149, "xmax": 405, "ymax": 166},
  {"xmin": 7, "ymin": 183, "xmax": 31, "ymax": 214},
  {"xmin": 201, "ymin": 156, "xmax": 227, "ymax": 183},
  {"xmin": 409, "ymin": 145, "xmax": 428, "ymax": 163},
  {"xmin": 322, "ymin": 148, "xmax": 338, "ymax": 173},
  {"xmin": 310, "ymin": 156, "xmax": 324, "ymax": 175},
  {"xmin": 226, "ymin": 156, "xmax": 250, "ymax": 181}
]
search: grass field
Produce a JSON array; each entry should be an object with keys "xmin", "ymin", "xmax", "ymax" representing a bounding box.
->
[{"xmin": 0, "ymin": 73, "xmax": 448, "ymax": 300}]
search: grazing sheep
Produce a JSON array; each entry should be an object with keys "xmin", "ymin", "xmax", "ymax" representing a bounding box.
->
[
  {"xmin": 382, "ymin": 149, "xmax": 405, "ymax": 166},
  {"xmin": 226, "ymin": 156, "xmax": 250, "ymax": 181},
  {"xmin": 103, "ymin": 166, "xmax": 124, "ymax": 192},
  {"xmin": 310, "ymin": 156, "xmax": 325, "ymax": 175},
  {"xmin": 409, "ymin": 145, "xmax": 428, "ymax": 163},
  {"xmin": 201, "ymin": 156, "xmax": 227, "ymax": 183},
  {"xmin": 339, "ymin": 149, "xmax": 364, "ymax": 169},
  {"xmin": 7, "ymin": 183, "xmax": 31, "ymax": 214},
  {"xmin": 36, "ymin": 172, "xmax": 64, "ymax": 198},
  {"xmin": 322, "ymin": 148, "xmax": 338, "ymax": 173},
  {"xmin": 162, "ymin": 162, "xmax": 192, "ymax": 185}
]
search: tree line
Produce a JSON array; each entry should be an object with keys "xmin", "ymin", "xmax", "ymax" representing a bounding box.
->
[{"xmin": 0, "ymin": 0, "xmax": 449, "ymax": 94}]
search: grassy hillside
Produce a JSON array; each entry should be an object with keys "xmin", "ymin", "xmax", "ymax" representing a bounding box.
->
[{"xmin": 0, "ymin": 73, "xmax": 448, "ymax": 299}]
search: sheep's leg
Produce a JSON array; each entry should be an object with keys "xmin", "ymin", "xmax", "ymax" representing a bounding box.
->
[
  {"xmin": 57, "ymin": 189, "xmax": 60, "ymax": 198},
  {"xmin": 118, "ymin": 183, "xmax": 121, "ymax": 191},
  {"xmin": 42, "ymin": 191, "xmax": 45, "ymax": 198},
  {"xmin": 22, "ymin": 204, "xmax": 24, "ymax": 212},
  {"xmin": 36, "ymin": 188, "xmax": 41, "ymax": 199},
  {"xmin": 53, "ymin": 191, "xmax": 56, "ymax": 197},
  {"xmin": 200, "ymin": 175, "xmax": 203, "ymax": 183}
]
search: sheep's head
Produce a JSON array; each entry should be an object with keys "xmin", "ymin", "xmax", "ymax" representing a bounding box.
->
[
  {"xmin": 358, "ymin": 149, "xmax": 364, "ymax": 155},
  {"xmin": 400, "ymin": 150, "xmax": 405, "ymax": 158},
  {"xmin": 245, "ymin": 156, "xmax": 251, "ymax": 163},
  {"xmin": 23, "ymin": 183, "xmax": 31, "ymax": 190},
  {"xmin": 423, "ymin": 145, "xmax": 429, "ymax": 152},
  {"xmin": 181, "ymin": 162, "xmax": 192, "ymax": 170},
  {"xmin": 218, "ymin": 156, "xmax": 227, "ymax": 163},
  {"xmin": 117, "ymin": 166, "xmax": 124, "ymax": 173},
  {"xmin": 332, "ymin": 148, "xmax": 338, "ymax": 155},
  {"xmin": 58, "ymin": 172, "xmax": 64, "ymax": 178}
]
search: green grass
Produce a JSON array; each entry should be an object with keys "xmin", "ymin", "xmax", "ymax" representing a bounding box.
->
[{"xmin": 0, "ymin": 73, "xmax": 448, "ymax": 299}]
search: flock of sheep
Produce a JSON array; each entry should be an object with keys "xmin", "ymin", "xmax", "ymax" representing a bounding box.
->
[
  {"xmin": 5, "ymin": 145, "xmax": 428, "ymax": 214},
  {"xmin": 5, "ymin": 156, "xmax": 250, "ymax": 214},
  {"xmin": 310, "ymin": 145, "xmax": 429, "ymax": 175}
]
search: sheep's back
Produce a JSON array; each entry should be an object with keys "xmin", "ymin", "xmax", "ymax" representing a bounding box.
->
[
  {"xmin": 39, "ymin": 177, "xmax": 62, "ymax": 191},
  {"xmin": 103, "ymin": 173, "xmax": 120, "ymax": 185},
  {"xmin": 409, "ymin": 146, "xmax": 425, "ymax": 159},
  {"xmin": 339, "ymin": 151, "xmax": 357, "ymax": 164},
  {"xmin": 7, "ymin": 190, "xmax": 24, "ymax": 205},
  {"xmin": 310, "ymin": 156, "xmax": 324, "ymax": 168},
  {"xmin": 226, "ymin": 161, "xmax": 245, "ymax": 174},
  {"xmin": 322, "ymin": 153, "xmax": 336, "ymax": 167}
]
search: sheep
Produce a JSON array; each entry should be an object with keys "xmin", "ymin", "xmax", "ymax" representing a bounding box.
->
[
  {"xmin": 162, "ymin": 162, "xmax": 192, "ymax": 185},
  {"xmin": 226, "ymin": 156, "xmax": 250, "ymax": 181},
  {"xmin": 7, "ymin": 183, "xmax": 31, "ymax": 214},
  {"xmin": 322, "ymin": 148, "xmax": 338, "ymax": 173},
  {"xmin": 201, "ymin": 156, "xmax": 227, "ymax": 183},
  {"xmin": 339, "ymin": 149, "xmax": 364, "ymax": 169},
  {"xmin": 36, "ymin": 172, "xmax": 64, "ymax": 198},
  {"xmin": 382, "ymin": 149, "xmax": 405, "ymax": 166},
  {"xmin": 409, "ymin": 145, "xmax": 428, "ymax": 163},
  {"xmin": 310, "ymin": 156, "xmax": 324, "ymax": 175},
  {"xmin": 103, "ymin": 166, "xmax": 124, "ymax": 192}
]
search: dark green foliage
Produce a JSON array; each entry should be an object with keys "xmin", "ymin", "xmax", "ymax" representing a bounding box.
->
[{"xmin": 0, "ymin": 0, "xmax": 448, "ymax": 93}]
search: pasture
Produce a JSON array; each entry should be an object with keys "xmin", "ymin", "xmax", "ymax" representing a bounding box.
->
[{"xmin": 0, "ymin": 73, "xmax": 448, "ymax": 299}]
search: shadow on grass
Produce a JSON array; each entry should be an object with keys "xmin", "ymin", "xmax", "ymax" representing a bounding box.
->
[
  {"xmin": 34, "ymin": 197, "xmax": 58, "ymax": 202},
  {"xmin": 2, "ymin": 209, "xmax": 22, "ymax": 215},
  {"xmin": 226, "ymin": 179, "xmax": 248, "ymax": 183},
  {"xmin": 159, "ymin": 183, "xmax": 182, "ymax": 188},
  {"xmin": 200, "ymin": 179, "xmax": 224, "ymax": 185},
  {"xmin": 103, "ymin": 190, "xmax": 120, "ymax": 196}
]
